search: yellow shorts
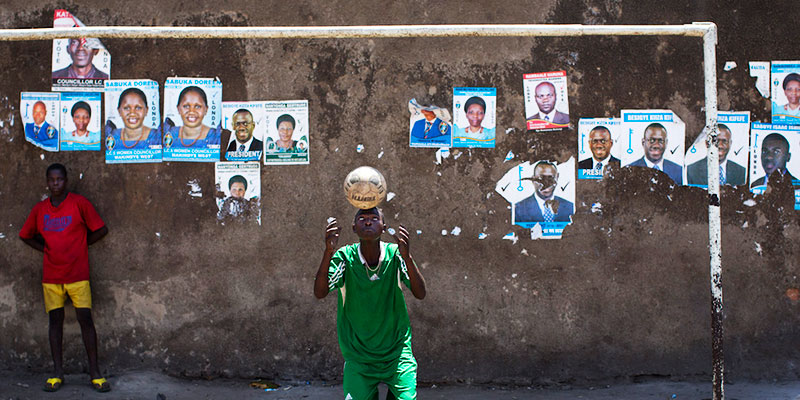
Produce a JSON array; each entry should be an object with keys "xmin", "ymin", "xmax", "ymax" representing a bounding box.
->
[{"xmin": 42, "ymin": 280, "xmax": 92, "ymax": 313}]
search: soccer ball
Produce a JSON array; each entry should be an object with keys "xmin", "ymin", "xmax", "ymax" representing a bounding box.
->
[{"xmin": 343, "ymin": 166, "xmax": 387, "ymax": 209}]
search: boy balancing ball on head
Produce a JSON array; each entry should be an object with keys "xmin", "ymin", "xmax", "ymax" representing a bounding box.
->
[
  {"xmin": 314, "ymin": 207, "xmax": 426, "ymax": 400},
  {"xmin": 19, "ymin": 163, "xmax": 111, "ymax": 393}
]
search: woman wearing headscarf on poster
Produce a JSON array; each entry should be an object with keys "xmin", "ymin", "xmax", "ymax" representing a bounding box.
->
[
  {"xmin": 106, "ymin": 88, "xmax": 160, "ymax": 150},
  {"xmin": 459, "ymin": 96, "xmax": 494, "ymax": 141},
  {"xmin": 780, "ymin": 73, "xmax": 800, "ymax": 118},
  {"xmin": 267, "ymin": 114, "xmax": 298, "ymax": 152},
  {"xmin": 69, "ymin": 101, "xmax": 92, "ymax": 142},
  {"xmin": 164, "ymin": 86, "xmax": 221, "ymax": 148}
]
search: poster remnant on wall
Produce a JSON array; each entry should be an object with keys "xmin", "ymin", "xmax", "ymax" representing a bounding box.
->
[
  {"xmin": 750, "ymin": 123, "xmax": 800, "ymax": 210},
  {"xmin": 523, "ymin": 71, "xmax": 569, "ymax": 131},
  {"xmin": 771, "ymin": 61, "xmax": 800, "ymax": 125},
  {"xmin": 21, "ymin": 92, "xmax": 60, "ymax": 152},
  {"xmin": 104, "ymin": 80, "xmax": 162, "ymax": 163},
  {"xmin": 621, "ymin": 110, "xmax": 686, "ymax": 185},
  {"xmin": 684, "ymin": 112, "xmax": 750, "ymax": 189},
  {"xmin": 263, "ymin": 100, "xmax": 310, "ymax": 165},
  {"xmin": 577, "ymin": 118, "xmax": 622, "ymax": 179},
  {"xmin": 222, "ymin": 102, "xmax": 264, "ymax": 162},
  {"xmin": 408, "ymin": 98, "xmax": 452, "ymax": 148},
  {"xmin": 51, "ymin": 10, "xmax": 110, "ymax": 92},
  {"xmin": 163, "ymin": 77, "xmax": 222, "ymax": 162},
  {"xmin": 452, "ymin": 87, "xmax": 496, "ymax": 148},
  {"xmin": 215, "ymin": 162, "xmax": 261, "ymax": 224},
  {"xmin": 496, "ymin": 158, "xmax": 575, "ymax": 239},
  {"xmin": 59, "ymin": 92, "xmax": 101, "ymax": 151}
]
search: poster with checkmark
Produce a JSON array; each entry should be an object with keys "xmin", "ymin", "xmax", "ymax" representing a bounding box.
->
[
  {"xmin": 577, "ymin": 118, "xmax": 623, "ymax": 180},
  {"xmin": 684, "ymin": 111, "xmax": 750, "ymax": 189},
  {"xmin": 495, "ymin": 158, "xmax": 575, "ymax": 239},
  {"xmin": 620, "ymin": 110, "xmax": 686, "ymax": 185},
  {"xmin": 749, "ymin": 123, "xmax": 800, "ymax": 210}
]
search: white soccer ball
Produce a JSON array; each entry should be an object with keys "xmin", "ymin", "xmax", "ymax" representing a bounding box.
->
[{"xmin": 343, "ymin": 166, "xmax": 387, "ymax": 209}]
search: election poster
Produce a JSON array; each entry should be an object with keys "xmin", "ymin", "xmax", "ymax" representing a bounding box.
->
[
  {"xmin": 59, "ymin": 92, "xmax": 101, "ymax": 151},
  {"xmin": 523, "ymin": 71, "xmax": 569, "ymax": 131},
  {"xmin": 222, "ymin": 102, "xmax": 264, "ymax": 162},
  {"xmin": 495, "ymin": 158, "xmax": 575, "ymax": 239},
  {"xmin": 21, "ymin": 92, "xmax": 60, "ymax": 152},
  {"xmin": 771, "ymin": 61, "xmax": 800, "ymax": 125},
  {"xmin": 621, "ymin": 110, "xmax": 686, "ymax": 185},
  {"xmin": 577, "ymin": 118, "xmax": 622, "ymax": 180},
  {"xmin": 103, "ymin": 80, "xmax": 162, "ymax": 163},
  {"xmin": 51, "ymin": 10, "xmax": 110, "ymax": 92},
  {"xmin": 684, "ymin": 112, "xmax": 750, "ymax": 189},
  {"xmin": 163, "ymin": 77, "xmax": 222, "ymax": 162},
  {"xmin": 263, "ymin": 100, "xmax": 310, "ymax": 165},
  {"xmin": 452, "ymin": 87, "xmax": 496, "ymax": 148},
  {"xmin": 215, "ymin": 162, "xmax": 261, "ymax": 224},
  {"xmin": 408, "ymin": 98, "xmax": 452, "ymax": 148},
  {"xmin": 749, "ymin": 123, "xmax": 800, "ymax": 210}
]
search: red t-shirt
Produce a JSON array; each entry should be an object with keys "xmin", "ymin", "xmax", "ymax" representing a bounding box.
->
[{"xmin": 19, "ymin": 192, "xmax": 105, "ymax": 284}]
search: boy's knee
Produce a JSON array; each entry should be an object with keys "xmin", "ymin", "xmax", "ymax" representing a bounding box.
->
[
  {"xmin": 48, "ymin": 308, "xmax": 65, "ymax": 323},
  {"xmin": 75, "ymin": 308, "xmax": 94, "ymax": 325}
]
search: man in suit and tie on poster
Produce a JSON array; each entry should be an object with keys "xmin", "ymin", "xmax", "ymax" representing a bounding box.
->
[
  {"xmin": 515, "ymin": 161, "xmax": 574, "ymax": 223},
  {"xmin": 225, "ymin": 109, "xmax": 263, "ymax": 154},
  {"xmin": 578, "ymin": 125, "xmax": 620, "ymax": 171},
  {"xmin": 686, "ymin": 124, "xmax": 746, "ymax": 186},
  {"xmin": 527, "ymin": 81, "xmax": 569, "ymax": 126},
  {"xmin": 25, "ymin": 101, "xmax": 57, "ymax": 148},
  {"xmin": 629, "ymin": 123, "xmax": 683, "ymax": 184},
  {"xmin": 751, "ymin": 132, "xmax": 796, "ymax": 187},
  {"xmin": 410, "ymin": 109, "xmax": 451, "ymax": 140}
]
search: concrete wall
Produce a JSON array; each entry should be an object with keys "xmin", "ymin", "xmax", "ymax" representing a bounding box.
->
[{"xmin": 1, "ymin": 0, "xmax": 798, "ymax": 384}]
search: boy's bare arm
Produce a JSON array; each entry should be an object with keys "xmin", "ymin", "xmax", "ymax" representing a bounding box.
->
[
  {"xmin": 393, "ymin": 225, "xmax": 426, "ymax": 300},
  {"xmin": 20, "ymin": 235, "xmax": 45, "ymax": 252},
  {"xmin": 87, "ymin": 226, "xmax": 108, "ymax": 246},
  {"xmin": 314, "ymin": 219, "xmax": 341, "ymax": 299}
]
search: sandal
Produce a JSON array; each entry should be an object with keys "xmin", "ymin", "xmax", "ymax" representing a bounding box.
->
[
  {"xmin": 91, "ymin": 377, "xmax": 111, "ymax": 393},
  {"xmin": 43, "ymin": 377, "xmax": 63, "ymax": 392}
]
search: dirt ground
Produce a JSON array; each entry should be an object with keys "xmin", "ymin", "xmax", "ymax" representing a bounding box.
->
[{"xmin": 2, "ymin": 370, "xmax": 800, "ymax": 400}]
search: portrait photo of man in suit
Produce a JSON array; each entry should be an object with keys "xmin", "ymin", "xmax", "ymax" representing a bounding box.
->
[
  {"xmin": 52, "ymin": 38, "xmax": 108, "ymax": 80},
  {"xmin": 410, "ymin": 109, "xmax": 451, "ymax": 140},
  {"xmin": 226, "ymin": 108, "xmax": 263, "ymax": 155},
  {"xmin": 751, "ymin": 132, "xmax": 795, "ymax": 187},
  {"xmin": 514, "ymin": 161, "xmax": 574, "ymax": 223},
  {"xmin": 578, "ymin": 125, "xmax": 620, "ymax": 171},
  {"xmin": 527, "ymin": 81, "xmax": 569, "ymax": 125},
  {"xmin": 24, "ymin": 101, "xmax": 58, "ymax": 148},
  {"xmin": 629, "ymin": 123, "xmax": 683, "ymax": 184},
  {"xmin": 686, "ymin": 124, "xmax": 746, "ymax": 186}
]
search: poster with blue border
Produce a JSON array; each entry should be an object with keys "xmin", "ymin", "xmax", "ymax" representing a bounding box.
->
[
  {"xmin": 749, "ymin": 123, "xmax": 800, "ymax": 210},
  {"xmin": 103, "ymin": 79, "xmax": 162, "ymax": 163},
  {"xmin": 408, "ymin": 99, "xmax": 452, "ymax": 148},
  {"xmin": 222, "ymin": 102, "xmax": 264, "ymax": 162},
  {"xmin": 620, "ymin": 110, "xmax": 685, "ymax": 185},
  {"xmin": 577, "ymin": 118, "xmax": 622, "ymax": 180},
  {"xmin": 59, "ymin": 92, "xmax": 101, "ymax": 151},
  {"xmin": 21, "ymin": 92, "xmax": 60, "ymax": 152},
  {"xmin": 684, "ymin": 112, "xmax": 750, "ymax": 189},
  {"xmin": 452, "ymin": 87, "xmax": 496, "ymax": 148},
  {"xmin": 163, "ymin": 77, "xmax": 222, "ymax": 162},
  {"xmin": 771, "ymin": 61, "xmax": 800, "ymax": 125}
]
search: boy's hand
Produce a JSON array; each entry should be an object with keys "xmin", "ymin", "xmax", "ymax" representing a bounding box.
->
[
  {"xmin": 392, "ymin": 225, "xmax": 411, "ymax": 259},
  {"xmin": 325, "ymin": 219, "xmax": 341, "ymax": 253}
]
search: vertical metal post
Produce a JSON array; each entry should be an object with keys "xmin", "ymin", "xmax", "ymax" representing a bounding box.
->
[{"xmin": 698, "ymin": 22, "xmax": 723, "ymax": 400}]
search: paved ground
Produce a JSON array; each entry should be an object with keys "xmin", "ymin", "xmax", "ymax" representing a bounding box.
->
[{"xmin": 2, "ymin": 370, "xmax": 800, "ymax": 399}]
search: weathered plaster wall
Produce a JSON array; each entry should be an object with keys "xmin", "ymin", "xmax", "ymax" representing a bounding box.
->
[{"xmin": 0, "ymin": 0, "xmax": 798, "ymax": 385}]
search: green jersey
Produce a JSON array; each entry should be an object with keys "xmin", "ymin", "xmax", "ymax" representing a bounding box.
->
[{"xmin": 328, "ymin": 241, "xmax": 413, "ymax": 364}]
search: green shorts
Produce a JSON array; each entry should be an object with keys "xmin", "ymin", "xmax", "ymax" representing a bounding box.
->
[{"xmin": 343, "ymin": 346, "xmax": 417, "ymax": 400}]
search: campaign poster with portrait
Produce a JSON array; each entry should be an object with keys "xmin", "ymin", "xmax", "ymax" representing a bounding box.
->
[
  {"xmin": 523, "ymin": 71, "xmax": 569, "ymax": 131},
  {"xmin": 162, "ymin": 77, "xmax": 222, "ymax": 162},
  {"xmin": 215, "ymin": 162, "xmax": 261, "ymax": 224},
  {"xmin": 684, "ymin": 112, "xmax": 750, "ymax": 189},
  {"xmin": 771, "ymin": 61, "xmax": 800, "ymax": 125},
  {"xmin": 263, "ymin": 100, "xmax": 310, "ymax": 165},
  {"xmin": 103, "ymin": 79, "xmax": 162, "ymax": 163},
  {"xmin": 452, "ymin": 87, "xmax": 496, "ymax": 148},
  {"xmin": 222, "ymin": 102, "xmax": 264, "ymax": 162},
  {"xmin": 21, "ymin": 92, "xmax": 60, "ymax": 152},
  {"xmin": 621, "ymin": 110, "xmax": 686, "ymax": 185},
  {"xmin": 749, "ymin": 123, "xmax": 800, "ymax": 210},
  {"xmin": 577, "ymin": 118, "xmax": 622, "ymax": 180},
  {"xmin": 408, "ymin": 98, "xmax": 452, "ymax": 148},
  {"xmin": 495, "ymin": 158, "xmax": 575, "ymax": 239},
  {"xmin": 59, "ymin": 92, "xmax": 101, "ymax": 151},
  {"xmin": 51, "ymin": 10, "xmax": 110, "ymax": 92}
]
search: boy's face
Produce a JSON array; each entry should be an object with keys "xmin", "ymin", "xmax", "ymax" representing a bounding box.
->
[
  {"xmin": 353, "ymin": 208, "xmax": 384, "ymax": 240},
  {"xmin": 47, "ymin": 170, "xmax": 67, "ymax": 198}
]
